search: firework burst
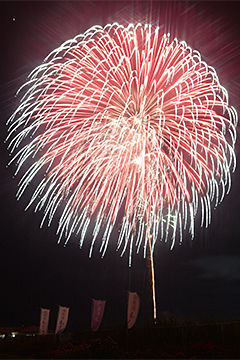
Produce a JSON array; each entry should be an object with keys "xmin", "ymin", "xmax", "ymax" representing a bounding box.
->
[{"xmin": 7, "ymin": 23, "xmax": 238, "ymax": 264}]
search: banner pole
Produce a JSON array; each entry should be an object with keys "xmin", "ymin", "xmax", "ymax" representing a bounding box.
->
[
  {"xmin": 126, "ymin": 262, "xmax": 131, "ymax": 354},
  {"xmin": 126, "ymin": 258, "xmax": 131, "ymax": 353},
  {"xmin": 126, "ymin": 291, "xmax": 129, "ymax": 355}
]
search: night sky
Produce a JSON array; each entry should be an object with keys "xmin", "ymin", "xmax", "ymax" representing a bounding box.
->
[{"xmin": 1, "ymin": 1, "xmax": 240, "ymax": 332}]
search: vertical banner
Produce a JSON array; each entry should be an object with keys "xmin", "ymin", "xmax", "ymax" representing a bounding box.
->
[
  {"xmin": 39, "ymin": 308, "xmax": 50, "ymax": 335},
  {"xmin": 127, "ymin": 292, "xmax": 140, "ymax": 329},
  {"xmin": 91, "ymin": 299, "xmax": 106, "ymax": 332},
  {"xmin": 55, "ymin": 306, "xmax": 69, "ymax": 334}
]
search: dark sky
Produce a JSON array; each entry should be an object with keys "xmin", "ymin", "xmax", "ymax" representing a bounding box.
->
[{"xmin": 1, "ymin": 0, "xmax": 240, "ymax": 332}]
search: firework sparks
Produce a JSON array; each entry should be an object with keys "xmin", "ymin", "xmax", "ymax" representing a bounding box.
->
[{"xmin": 6, "ymin": 23, "xmax": 238, "ymax": 264}]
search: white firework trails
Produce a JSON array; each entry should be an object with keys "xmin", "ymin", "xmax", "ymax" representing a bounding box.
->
[{"xmin": 7, "ymin": 23, "xmax": 238, "ymax": 263}]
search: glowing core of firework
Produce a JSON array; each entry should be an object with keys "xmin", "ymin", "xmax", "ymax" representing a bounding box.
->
[{"xmin": 7, "ymin": 23, "xmax": 237, "ymax": 262}]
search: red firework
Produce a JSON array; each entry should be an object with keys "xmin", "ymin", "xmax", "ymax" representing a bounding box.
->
[{"xmin": 7, "ymin": 23, "xmax": 237, "ymax": 261}]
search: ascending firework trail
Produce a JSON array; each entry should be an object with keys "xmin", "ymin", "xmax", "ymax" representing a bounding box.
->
[{"xmin": 6, "ymin": 23, "xmax": 237, "ymax": 321}]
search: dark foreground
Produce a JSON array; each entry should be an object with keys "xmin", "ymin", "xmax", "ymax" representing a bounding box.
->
[
  {"xmin": 1, "ymin": 337, "xmax": 240, "ymax": 359},
  {"xmin": 1, "ymin": 318, "xmax": 240, "ymax": 359}
]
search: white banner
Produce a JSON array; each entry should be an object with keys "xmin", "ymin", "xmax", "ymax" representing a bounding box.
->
[
  {"xmin": 39, "ymin": 308, "xmax": 50, "ymax": 335},
  {"xmin": 55, "ymin": 306, "xmax": 69, "ymax": 334},
  {"xmin": 91, "ymin": 299, "xmax": 106, "ymax": 332},
  {"xmin": 127, "ymin": 292, "xmax": 140, "ymax": 329}
]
